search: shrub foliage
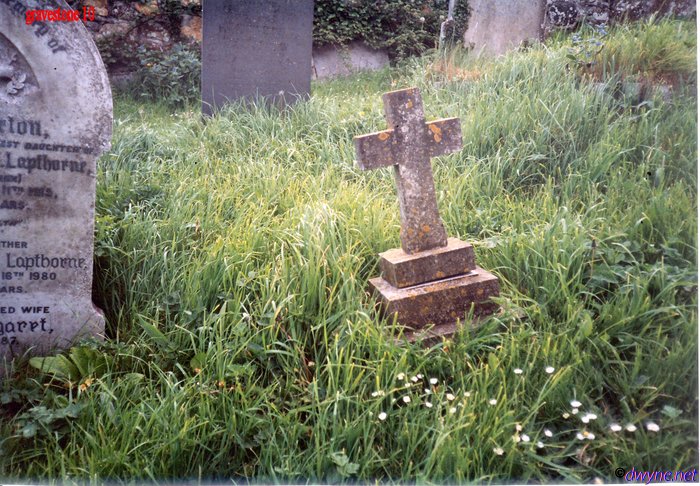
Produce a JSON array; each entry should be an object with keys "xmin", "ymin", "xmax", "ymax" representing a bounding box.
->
[{"xmin": 313, "ymin": 0, "xmax": 470, "ymax": 59}]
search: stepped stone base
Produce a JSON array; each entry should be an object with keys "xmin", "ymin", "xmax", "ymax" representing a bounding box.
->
[
  {"xmin": 369, "ymin": 264, "xmax": 500, "ymax": 334},
  {"xmin": 379, "ymin": 237, "xmax": 475, "ymax": 288}
]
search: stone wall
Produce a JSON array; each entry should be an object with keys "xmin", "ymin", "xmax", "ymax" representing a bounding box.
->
[
  {"xmin": 70, "ymin": 0, "xmax": 694, "ymax": 76},
  {"xmin": 545, "ymin": 0, "xmax": 695, "ymax": 30},
  {"xmin": 68, "ymin": 0, "xmax": 201, "ymax": 73},
  {"xmin": 465, "ymin": 0, "xmax": 695, "ymax": 55}
]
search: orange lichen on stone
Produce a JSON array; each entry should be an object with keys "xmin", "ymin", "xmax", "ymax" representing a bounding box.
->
[
  {"xmin": 429, "ymin": 123, "xmax": 443, "ymax": 142},
  {"xmin": 378, "ymin": 132, "xmax": 390, "ymax": 141},
  {"xmin": 422, "ymin": 224, "xmax": 431, "ymax": 233}
]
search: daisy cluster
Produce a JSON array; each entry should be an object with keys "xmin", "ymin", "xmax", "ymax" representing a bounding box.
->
[
  {"xmin": 498, "ymin": 366, "xmax": 663, "ymax": 456},
  {"xmin": 368, "ymin": 365, "xmax": 667, "ymax": 459},
  {"xmin": 370, "ymin": 372, "xmax": 472, "ymax": 422}
]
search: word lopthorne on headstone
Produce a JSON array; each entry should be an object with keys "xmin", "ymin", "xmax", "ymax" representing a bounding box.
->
[
  {"xmin": 201, "ymin": 0, "xmax": 314, "ymax": 115},
  {"xmin": 0, "ymin": 0, "xmax": 112, "ymax": 362},
  {"xmin": 354, "ymin": 88, "xmax": 499, "ymax": 340}
]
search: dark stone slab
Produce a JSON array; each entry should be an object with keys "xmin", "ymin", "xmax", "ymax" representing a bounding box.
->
[
  {"xmin": 201, "ymin": 0, "xmax": 314, "ymax": 115},
  {"xmin": 0, "ymin": 0, "xmax": 111, "ymax": 363},
  {"xmin": 379, "ymin": 237, "xmax": 475, "ymax": 288},
  {"xmin": 369, "ymin": 266, "xmax": 500, "ymax": 330}
]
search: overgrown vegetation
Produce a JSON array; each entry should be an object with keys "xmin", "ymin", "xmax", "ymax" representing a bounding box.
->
[
  {"xmin": 0, "ymin": 19, "xmax": 696, "ymax": 483},
  {"xmin": 129, "ymin": 43, "xmax": 201, "ymax": 106},
  {"xmin": 569, "ymin": 16, "xmax": 696, "ymax": 86},
  {"xmin": 313, "ymin": 0, "xmax": 469, "ymax": 59}
]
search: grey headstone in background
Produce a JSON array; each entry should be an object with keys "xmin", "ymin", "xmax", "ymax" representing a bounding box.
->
[
  {"xmin": 0, "ymin": 0, "xmax": 112, "ymax": 364},
  {"xmin": 201, "ymin": 0, "xmax": 314, "ymax": 115},
  {"xmin": 463, "ymin": 0, "xmax": 546, "ymax": 56}
]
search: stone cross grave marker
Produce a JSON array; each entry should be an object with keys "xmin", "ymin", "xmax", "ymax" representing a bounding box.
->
[
  {"xmin": 0, "ymin": 0, "xmax": 112, "ymax": 363},
  {"xmin": 201, "ymin": 0, "xmax": 314, "ymax": 115},
  {"xmin": 354, "ymin": 87, "xmax": 499, "ymax": 340}
]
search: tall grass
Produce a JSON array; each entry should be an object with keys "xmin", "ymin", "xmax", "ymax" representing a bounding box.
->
[{"xmin": 0, "ymin": 19, "xmax": 696, "ymax": 483}]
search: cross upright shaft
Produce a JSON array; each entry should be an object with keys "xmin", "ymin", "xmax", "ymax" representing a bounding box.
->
[{"xmin": 354, "ymin": 87, "xmax": 462, "ymax": 254}]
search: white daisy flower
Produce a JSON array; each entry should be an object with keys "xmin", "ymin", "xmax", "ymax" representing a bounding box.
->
[
  {"xmin": 572, "ymin": 408, "xmax": 579, "ymax": 415},
  {"xmin": 402, "ymin": 396, "xmax": 411, "ymax": 404},
  {"xmin": 378, "ymin": 412, "xmax": 387, "ymax": 421},
  {"xmin": 576, "ymin": 432, "xmax": 585, "ymax": 440},
  {"xmin": 521, "ymin": 434, "xmax": 531, "ymax": 443},
  {"xmin": 429, "ymin": 378, "xmax": 438, "ymax": 385},
  {"xmin": 581, "ymin": 415, "xmax": 590, "ymax": 424},
  {"xmin": 464, "ymin": 391, "xmax": 471, "ymax": 397},
  {"xmin": 562, "ymin": 413, "xmax": 570, "ymax": 419},
  {"xmin": 609, "ymin": 423, "xmax": 622, "ymax": 432},
  {"xmin": 544, "ymin": 429, "xmax": 553, "ymax": 437},
  {"xmin": 625, "ymin": 423, "xmax": 637, "ymax": 432},
  {"xmin": 489, "ymin": 398, "xmax": 497, "ymax": 406},
  {"xmin": 570, "ymin": 400, "xmax": 582, "ymax": 408},
  {"xmin": 397, "ymin": 373, "xmax": 405, "ymax": 380},
  {"xmin": 424, "ymin": 388, "xmax": 432, "ymax": 394},
  {"xmin": 514, "ymin": 368, "xmax": 523, "ymax": 375},
  {"xmin": 425, "ymin": 401, "xmax": 433, "ymax": 408},
  {"xmin": 646, "ymin": 422, "xmax": 660, "ymax": 432},
  {"xmin": 586, "ymin": 433, "xmax": 596, "ymax": 440},
  {"xmin": 493, "ymin": 447, "xmax": 504, "ymax": 456},
  {"xmin": 536, "ymin": 441, "xmax": 544, "ymax": 449},
  {"xmin": 411, "ymin": 375, "xmax": 419, "ymax": 383},
  {"xmin": 586, "ymin": 413, "xmax": 597, "ymax": 421},
  {"xmin": 449, "ymin": 407, "xmax": 457, "ymax": 414},
  {"xmin": 416, "ymin": 374, "xmax": 424, "ymax": 379},
  {"xmin": 515, "ymin": 424, "xmax": 522, "ymax": 432},
  {"xmin": 545, "ymin": 366, "xmax": 555, "ymax": 374},
  {"xmin": 512, "ymin": 433, "xmax": 521, "ymax": 443},
  {"xmin": 446, "ymin": 393, "xmax": 455, "ymax": 401},
  {"xmin": 404, "ymin": 382, "xmax": 411, "ymax": 388}
]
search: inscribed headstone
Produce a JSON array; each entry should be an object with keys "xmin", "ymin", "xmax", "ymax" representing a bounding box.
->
[
  {"xmin": 201, "ymin": 0, "xmax": 314, "ymax": 115},
  {"xmin": 463, "ymin": 0, "xmax": 546, "ymax": 55},
  {"xmin": 0, "ymin": 0, "xmax": 112, "ymax": 362}
]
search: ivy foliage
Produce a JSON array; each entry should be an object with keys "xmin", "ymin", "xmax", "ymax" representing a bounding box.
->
[{"xmin": 313, "ymin": 0, "xmax": 470, "ymax": 60}]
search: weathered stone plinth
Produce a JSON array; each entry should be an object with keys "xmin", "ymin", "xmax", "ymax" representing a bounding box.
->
[
  {"xmin": 370, "ymin": 239, "xmax": 499, "ymax": 336},
  {"xmin": 379, "ymin": 237, "xmax": 475, "ymax": 288}
]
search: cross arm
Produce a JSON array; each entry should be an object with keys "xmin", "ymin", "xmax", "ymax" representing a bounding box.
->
[
  {"xmin": 425, "ymin": 117, "xmax": 462, "ymax": 158},
  {"xmin": 353, "ymin": 128, "xmax": 399, "ymax": 170}
]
